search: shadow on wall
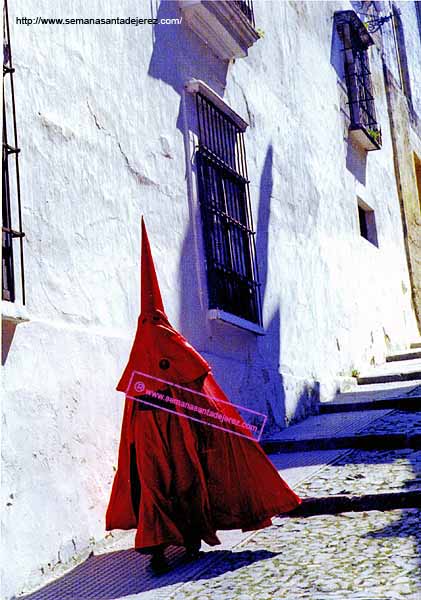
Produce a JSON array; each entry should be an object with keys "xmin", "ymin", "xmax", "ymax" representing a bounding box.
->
[
  {"xmin": 255, "ymin": 146, "xmax": 319, "ymax": 431},
  {"xmin": 178, "ymin": 144, "xmax": 293, "ymax": 436},
  {"xmin": 346, "ymin": 140, "xmax": 368, "ymax": 185},
  {"xmin": 149, "ymin": 4, "xmax": 317, "ymax": 433},
  {"xmin": 254, "ymin": 145, "xmax": 286, "ymax": 435},
  {"xmin": 147, "ymin": 0, "xmax": 228, "ymax": 132},
  {"xmin": 2, "ymin": 320, "xmax": 18, "ymax": 365}
]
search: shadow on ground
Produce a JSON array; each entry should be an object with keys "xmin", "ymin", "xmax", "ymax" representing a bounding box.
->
[{"xmin": 20, "ymin": 548, "xmax": 278, "ymax": 600}]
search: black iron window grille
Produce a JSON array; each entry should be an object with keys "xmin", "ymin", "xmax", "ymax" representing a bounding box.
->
[
  {"xmin": 348, "ymin": 30, "xmax": 380, "ymax": 134},
  {"xmin": 3, "ymin": 0, "xmax": 25, "ymax": 303},
  {"xmin": 233, "ymin": 1, "xmax": 255, "ymax": 28},
  {"xmin": 335, "ymin": 10, "xmax": 382, "ymax": 151},
  {"xmin": 195, "ymin": 92, "xmax": 262, "ymax": 326}
]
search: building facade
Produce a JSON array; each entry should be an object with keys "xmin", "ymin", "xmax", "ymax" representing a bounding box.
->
[{"xmin": 2, "ymin": 0, "xmax": 421, "ymax": 596}]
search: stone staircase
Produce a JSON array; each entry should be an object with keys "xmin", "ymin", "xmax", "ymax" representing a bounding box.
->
[
  {"xmin": 261, "ymin": 340, "xmax": 421, "ymax": 517},
  {"xmin": 356, "ymin": 341, "xmax": 421, "ymax": 385}
]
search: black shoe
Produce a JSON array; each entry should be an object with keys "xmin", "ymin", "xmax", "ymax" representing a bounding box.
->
[
  {"xmin": 150, "ymin": 549, "xmax": 170, "ymax": 574},
  {"xmin": 185, "ymin": 541, "xmax": 201, "ymax": 561}
]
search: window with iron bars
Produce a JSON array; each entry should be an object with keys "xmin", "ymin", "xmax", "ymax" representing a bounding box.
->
[
  {"xmin": 336, "ymin": 10, "xmax": 382, "ymax": 150},
  {"xmin": 195, "ymin": 92, "xmax": 262, "ymax": 326},
  {"xmin": 3, "ymin": 0, "xmax": 25, "ymax": 304},
  {"xmin": 347, "ymin": 28, "xmax": 380, "ymax": 138}
]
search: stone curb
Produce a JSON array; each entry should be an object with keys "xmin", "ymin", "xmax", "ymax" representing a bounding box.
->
[
  {"xmin": 261, "ymin": 432, "xmax": 421, "ymax": 453},
  {"xmin": 284, "ymin": 490, "xmax": 421, "ymax": 517},
  {"xmin": 319, "ymin": 396, "xmax": 421, "ymax": 413}
]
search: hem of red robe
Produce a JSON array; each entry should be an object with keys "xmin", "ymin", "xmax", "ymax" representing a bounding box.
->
[
  {"xmin": 107, "ymin": 495, "xmax": 302, "ymax": 540},
  {"xmin": 214, "ymin": 495, "xmax": 302, "ymax": 532}
]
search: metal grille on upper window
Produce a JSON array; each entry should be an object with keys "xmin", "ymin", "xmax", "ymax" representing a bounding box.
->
[
  {"xmin": 335, "ymin": 10, "xmax": 382, "ymax": 151},
  {"xmin": 194, "ymin": 91, "xmax": 262, "ymax": 327}
]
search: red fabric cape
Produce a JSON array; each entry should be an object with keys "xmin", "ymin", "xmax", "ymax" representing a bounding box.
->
[{"xmin": 105, "ymin": 219, "xmax": 301, "ymax": 549}]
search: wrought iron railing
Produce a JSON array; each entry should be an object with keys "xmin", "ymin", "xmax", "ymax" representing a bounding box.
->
[
  {"xmin": 345, "ymin": 36, "xmax": 381, "ymax": 145},
  {"xmin": 338, "ymin": 17, "xmax": 382, "ymax": 148},
  {"xmin": 3, "ymin": 0, "xmax": 25, "ymax": 303}
]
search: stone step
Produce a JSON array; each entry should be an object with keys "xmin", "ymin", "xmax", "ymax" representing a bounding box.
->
[
  {"xmin": 386, "ymin": 349, "xmax": 421, "ymax": 362},
  {"xmin": 357, "ymin": 369, "xmax": 421, "ymax": 385},
  {"xmin": 319, "ymin": 395, "xmax": 421, "ymax": 413},
  {"xmin": 265, "ymin": 409, "xmax": 392, "ymax": 446},
  {"xmin": 285, "ymin": 490, "xmax": 421, "ymax": 517},
  {"xmin": 357, "ymin": 357, "xmax": 421, "ymax": 383},
  {"xmin": 262, "ymin": 432, "xmax": 421, "ymax": 454}
]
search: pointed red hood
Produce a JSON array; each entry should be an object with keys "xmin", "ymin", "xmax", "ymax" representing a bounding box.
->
[
  {"xmin": 140, "ymin": 217, "xmax": 165, "ymax": 315},
  {"xmin": 116, "ymin": 218, "xmax": 210, "ymax": 393}
]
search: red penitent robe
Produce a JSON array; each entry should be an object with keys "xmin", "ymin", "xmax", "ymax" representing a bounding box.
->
[{"xmin": 105, "ymin": 218, "xmax": 301, "ymax": 550}]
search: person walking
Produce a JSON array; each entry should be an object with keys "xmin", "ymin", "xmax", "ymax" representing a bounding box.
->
[{"xmin": 106, "ymin": 218, "xmax": 301, "ymax": 573}]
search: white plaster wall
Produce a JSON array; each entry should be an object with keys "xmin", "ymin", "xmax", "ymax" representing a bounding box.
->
[{"xmin": 1, "ymin": 1, "xmax": 420, "ymax": 597}]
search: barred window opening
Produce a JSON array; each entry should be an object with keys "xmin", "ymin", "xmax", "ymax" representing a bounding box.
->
[
  {"xmin": 352, "ymin": 40, "xmax": 376, "ymax": 128},
  {"xmin": 336, "ymin": 10, "xmax": 382, "ymax": 149},
  {"xmin": 195, "ymin": 92, "xmax": 262, "ymax": 326},
  {"xmin": 3, "ymin": 0, "xmax": 25, "ymax": 304},
  {"xmin": 347, "ymin": 30, "xmax": 378, "ymax": 132}
]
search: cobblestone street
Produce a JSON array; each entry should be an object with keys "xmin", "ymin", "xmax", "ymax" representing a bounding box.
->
[
  {"xmin": 170, "ymin": 509, "xmax": 420, "ymax": 600},
  {"xmin": 168, "ymin": 409, "xmax": 421, "ymax": 600},
  {"xmin": 20, "ymin": 407, "xmax": 421, "ymax": 600}
]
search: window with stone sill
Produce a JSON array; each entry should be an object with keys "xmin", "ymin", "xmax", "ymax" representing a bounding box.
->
[
  {"xmin": 335, "ymin": 10, "xmax": 382, "ymax": 152},
  {"xmin": 357, "ymin": 198, "xmax": 378, "ymax": 247},
  {"xmin": 193, "ymin": 88, "xmax": 262, "ymax": 327}
]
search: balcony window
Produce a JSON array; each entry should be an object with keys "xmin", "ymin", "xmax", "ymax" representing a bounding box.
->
[
  {"xmin": 188, "ymin": 82, "xmax": 262, "ymax": 327},
  {"xmin": 179, "ymin": 0, "xmax": 259, "ymax": 61},
  {"xmin": 335, "ymin": 10, "xmax": 382, "ymax": 151}
]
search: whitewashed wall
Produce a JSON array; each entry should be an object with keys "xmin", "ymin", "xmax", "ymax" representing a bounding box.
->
[{"xmin": 1, "ymin": 0, "xmax": 420, "ymax": 597}]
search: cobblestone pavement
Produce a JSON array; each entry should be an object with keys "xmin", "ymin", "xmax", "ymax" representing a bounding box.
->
[
  {"xmin": 167, "ymin": 409, "xmax": 421, "ymax": 600},
  {"xmin": 170, "ymin": 509, "xmax": 420, "ymax": 599},
  {"xmin": 359, "ymin": 410, "xmax": 421, "ymax": 436},
  {"xmin": 288, "ymin": 409, "xmax": 421, "ymax": 498},
  {"xmin": 21, "ymin": 410, "xmax": 421, "ymax": 600},
  {"xmin": 296, "ymin": 448, "xmax": 421, "ymax": 497}
]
